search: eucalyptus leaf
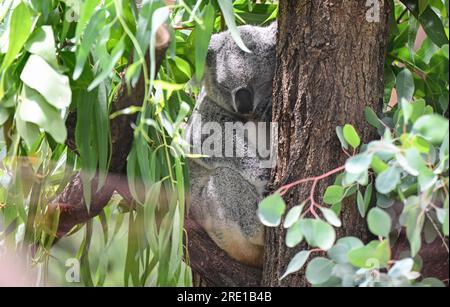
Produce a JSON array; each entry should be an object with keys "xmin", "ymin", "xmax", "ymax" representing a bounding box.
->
[
  {"xmin": 218, "ymin": 0, "xmax": 251, "ymax": 53},
  {"xmin": 257, "ymin": 193, "xmax": 286, "ymax": 227},
  {"xmin": 367, "ymin": 207, "xmax": 392, "ymax": 237},
  {"xmin": 375, "ymin": 167, "xmax": 401, "ymax": 194},
  {"xmin": 280, "ymin": 250, "xmax": 311, "ymax": 280},
  {"xmin": 20, "ymin": 55, "xmax": 71, "ymax": 109},
  {"xmin": 18, "ymin": 86, "xmax": 67, "ymax": 144},
  {"xmin": 305, "ymin": 257, "xmax": 335, "ymax": 285}
]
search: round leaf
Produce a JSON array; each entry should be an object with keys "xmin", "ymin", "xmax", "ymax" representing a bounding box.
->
[
  {"xmin": 367, "ymin": 207, "xmax": 392, "ymax": 237},
  {"xmin": 257, "ymin": 193, "xmax": 286, "ymax": 227},
  {"xmin": 343, "ymin": 124, "xmax": 361, "ymax": 149},
  {"xmin": 305, "ymin": 257, "xmax": 334, "ymax": 285},
  {"xmin": 375, "ymin": 167, "xmax": 401, "ymax": 194},
  {"xmin": 323, "ymin": 185, "xmax": 344, "ymax": 205},
  {"xmin": 345, "ymin": 154, "xmax": 373, "ymax": 174},
  {"xmin": 300, "ymin": 219, "xmax": 336, "ymax": 250},
  {"xmin": 412, "ymin": 114, "xmax": 449, "ymax": 144}
]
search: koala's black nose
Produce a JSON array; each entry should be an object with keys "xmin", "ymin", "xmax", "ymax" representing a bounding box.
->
[{"xmin": 233, "ymin": 87, "xmax": 254, "ymax": 114}]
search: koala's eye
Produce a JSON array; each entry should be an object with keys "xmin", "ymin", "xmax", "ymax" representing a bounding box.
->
[{"xmin": 233, "ymin": 87, "xmax": 253, "ymax": 114}]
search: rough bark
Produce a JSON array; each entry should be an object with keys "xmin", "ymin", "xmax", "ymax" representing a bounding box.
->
[
  {"xmin": 186, "ymin": 218, "xmax": 262, "ymax": 287},
  {"xmin": 263, "ymin": 0, "xmax": 391, "ymax": 286}
]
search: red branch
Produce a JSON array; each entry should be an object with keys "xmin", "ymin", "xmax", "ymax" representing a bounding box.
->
[{"xmin": 278, "ymin": 165, "xmax": 346, "ymax": 218}]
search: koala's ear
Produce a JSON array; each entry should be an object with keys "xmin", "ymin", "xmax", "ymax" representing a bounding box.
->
[
  {"xmin": 206, "ymin": 33, "xmax": 224, "ymax": 64},
  {"xmin": 208, "ymin": 33, "xmax": 224, "ymax": 54},
  {"xmin": 265, "ymin": 22, "xmax": 278, "ymax": 45}
]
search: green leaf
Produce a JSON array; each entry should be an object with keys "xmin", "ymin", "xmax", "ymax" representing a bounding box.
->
[
  {"xmin": 320, "ymin": 207, "xmax": 342, "ymax": 227},
  {"xmin": 371, "ymin": 155, "xmax": 389, "ymax": 175},
  {"xmin": 367, "ymin": 207, "xmax": 392, "ymax": 237},
  {"xmin": 418, "ymin": 167, "xmax": 438, "ymax": 192},
  {"xmin": 336, "ymin": 126, "xmax": 349, "ymax": 149},
  {"xmin": 357, "ymin": 190, "xmax": 366, "ymax": 218},
  {"xmin": 257, "ymin": 193, "xmax": 286, "ymax": 227},
  {"xmin": 343, "ymin": 124, "xmax": 361, "ymax": 149},
  {"xmin": 345, "ymin": 154, "xmax": 373, "ymax": 174},
  {"xmin": 16, "ymin": 117, "xmax": 40, "ymax": 148},
  {"xmin": 280, "ymin": 250, "xmax": 311, "ymax": 280},
  {"xmin": 88, "ymin": 36, "xmax": 125, "ymax": 91},
  {"xmin": 0, "ymin": 105, "xmax": 9, "ymax": 125},
  {"xmin": 73, "ymin": 9, "xmax": 106, "ymax": 80},
  {"xmin": 93, "ymin": 82, "xmax": 110, "ymax": 189},
  {"xmin": 20, "ymin": 55, "xmax": 72, "ymax": 109},
  {"xmin": 418, "ymin": 7, "xmax": 449, "ymax": 48},
  {"xmin": 418, "ymin": 0, "xmax": 428, "ymax": 14},
  {"xmin": 358, "ymin": 183, "xmax": 373, "ymax": 218},
  {"xmin": 305, "ymin": 257, "xmax": 334, "ymax": 285},
  {"xmin": 348, "ymin": 240, "xmax": 390, "ymax": 268},
  {"xmin": 24, "ymin": 26, "xmax": 57, "ymax": 67},
  {"xmin": 283, "ymin": 203, "xmax": 304, "ymax": 228},
  {"xmin": 396, "ymin": 68, "xmax": 415, "ymax": 103},
  {"xmin": 376, "ymin": 193, "xmax": 395, "ymax": 209},
  {"xmin": 408, "ymin": 15, "xmax": 419, "ymax": 62},
  {"xmin": 327, "ymin": 237, "xmax": 363, "ymax": 264},
  {"xmin": 75, "ymin": 0, "xmax": 101, "ymax": 42},
  {"xmin": 18, "ymin": 86, "xmax": 67, "ymax": 144},
  {"xmin": 323, "ymin": 185, "xmax": 344, "ymax": 205},
  {"xmin": 397, "ymin": 150, "xmax": 421, "ymax": 176},
  {"xmin": 300, "ymin": 219, "xmax": 336, "ymax": 250},
  {"xmin": 195, "ymin": 3, "xmax": 215, "ymax": 80},
  {"xmin": 388, "ymin": 258, "xmax": 416, "ymax": 279},
  {"xmin": 149, "ymin": 6, "xmax": 170, "ymax": 89},
  {"xmin": 400, "ymin": 198, "xmax": 425, "ymax": 257},
  {"xmin": 1, "ymin": 1, "xmax": 33, "ymax": 70},
  {"xmin": 412, "ymin": 114, "xmax": 449, "ymax": 144},
  {"xmin": 217, "ymin": 0, "xmax": 251, "ymax": 53},
  {"xmin": 375, "ymin": 167, "xmax": 401, "ymax": 194},
  {"xmin": 396, "ymin": 69, "xmax": 415, "ymax": 124},
  {"xmin": 286, "ymin": 220, "xmax": 303, "ymax": 248},
  {"xmin": 364, "ymin": 107, "xmax": 382, "ymax": 129}
]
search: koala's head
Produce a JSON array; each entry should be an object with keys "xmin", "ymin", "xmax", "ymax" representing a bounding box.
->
[{"xmin": 204, "ymin": 23, "xmax": 277, "ymax": 120}]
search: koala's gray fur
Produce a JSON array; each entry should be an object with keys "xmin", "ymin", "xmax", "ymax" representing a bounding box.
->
[{"xmin": 185, "ymin": 23, "xmax": 277, "ymax": 267}]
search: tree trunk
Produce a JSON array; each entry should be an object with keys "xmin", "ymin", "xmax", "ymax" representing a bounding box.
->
[{"xmin": 263, "ymin": 0, "xmax": 391, "ymax": 286}]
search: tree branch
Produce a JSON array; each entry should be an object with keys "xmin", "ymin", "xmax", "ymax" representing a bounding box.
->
[{"xmin": 186, "ymin": 218, "xmax": 262, "ymax": 287}]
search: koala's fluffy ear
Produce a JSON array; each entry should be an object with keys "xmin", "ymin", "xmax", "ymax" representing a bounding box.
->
[
  {"xmin": 208, "ymin": 33, "xmax": 224, "ymax": 54},
  {"xmin": 206, "ymin": 33, "xmax": 224, "ymax": 64},
  {"xmin": 265, "ymin": 22, "xmax": 278, "ymax": 46}
]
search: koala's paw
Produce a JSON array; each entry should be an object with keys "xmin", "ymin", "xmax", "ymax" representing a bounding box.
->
[{"xmin": 206, "ymin": 219, "xmax": 264, "ymax": 268}]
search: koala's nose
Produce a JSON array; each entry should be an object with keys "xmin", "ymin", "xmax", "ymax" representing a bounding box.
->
[{"xmin": 233, "ymin": 87, "xmax": 254, "ymax": 114}]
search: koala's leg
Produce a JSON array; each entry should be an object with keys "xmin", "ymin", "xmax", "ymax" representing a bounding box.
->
[{"xmin": 189, "ymin": 163, "xmax": 265, "ymax": 267}]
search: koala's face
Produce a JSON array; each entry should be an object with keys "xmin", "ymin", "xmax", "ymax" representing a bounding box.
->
[{"xmin": 204, "ymin": 24, "xmax": 277, "ymax": 120}]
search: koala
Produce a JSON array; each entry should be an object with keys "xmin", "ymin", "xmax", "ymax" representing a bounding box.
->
[{"xmin": 185, "ymin": 23, "xmax": 277, "ymax": 267}]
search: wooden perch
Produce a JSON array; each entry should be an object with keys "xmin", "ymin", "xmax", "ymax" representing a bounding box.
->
[
  {"xmin": 51, "ymin": 24, "xmax": 259, "ymax": 287},
  {"xmin": 186, "ymin": 218, "xmax": 262, "ymax": 287}
]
